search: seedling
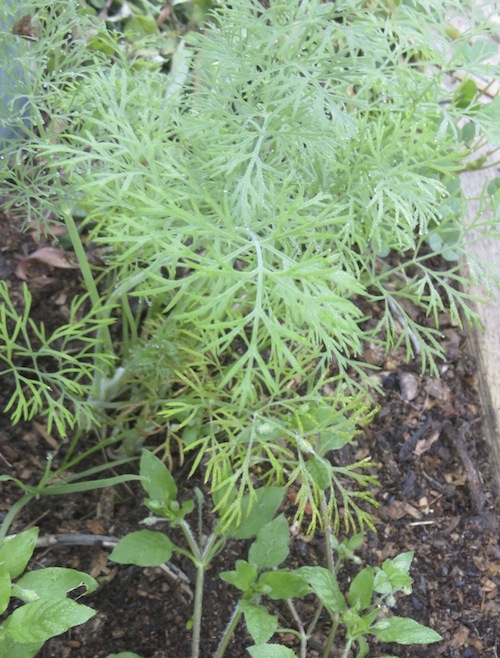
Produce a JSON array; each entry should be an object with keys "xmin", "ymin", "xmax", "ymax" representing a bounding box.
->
[{"xmin": 108, "ymin": 450, "xmax": 442, "ymax": 657}]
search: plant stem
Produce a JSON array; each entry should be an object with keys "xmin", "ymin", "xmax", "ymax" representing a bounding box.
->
[
  {"xmin": 286, "ymin": 599, "xmax": 308, "ymax": 658},
  {"xmin": 191, "ymin": 560, "xmax": 205, "ymax": 658},
  {"xmin": 320, "ymin": 494, "xmax": 335, "ymax": 575},
  {"xmin": 306, "ymin": 602, "xmax": 324, "ymax": 638},
  {"xmin": 178, "ymin": 520, "xmax": 204, "ymax": 658},
  {"xmin": 340, "ymin": 637, "xmax": 353, "ymax": 658},
  {"xmin": 0, "ymin": 492, "xmax": 35, "ymax": 543},
  {"xmin": 212, "ymin": 604, "xmax": 243, "ymax": 658},
  {"xmin": 322, "ymin": 615, "xmax": 340, "ymax": 658},
  {"xmin": 179, "ymin": 520, "xmax": 223, "ymax": 658},
  {"xmin": 60, "ymin": 204, "xmax": 114, "ymax": 368},
  {"xmin": 319, "ymin": 493, "xmax": 340, "ymax": 657}
]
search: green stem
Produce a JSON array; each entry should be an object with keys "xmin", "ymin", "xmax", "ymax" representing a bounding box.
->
[
  {"xmin": 0, "ymin": 492, "xmax": 36, "ymax": 544},
  {"xmin": 180, "ymin": 520, "xmax": 203, "ymax": 561},
  {"xmin": 322, "ymin": 615, "xmax": 340, "ymax": 658},
  {"xmin": 60, "ymin": 204, "xmax": 114, "ymax": 367},
  {"xmin": 320, "ymin": 494, "xmax": 335, "ymax": 574},
  {"xmin": 191, "ymin": 561, "xmax": 205, "ymax": 658},
  {"xmin": 212, "ymin": 604, "xmax": 243, "ymax": 658},
  {"xmin": 306, "ymin": 602, "xmax": 324, "ymax": 638},
  {"xmin": 179, "ymin": 521, "xmax": 223, "ymax": 658},
  {"xmin": 319, "ymin": 493, "xmax": 340, "ymax": 658},
  {"xmin": 340, "ymin": 637, "xmax": 353, "ymax": 658},
  {"xmin": 178, "ymin": 520, "xmax": 203, "ymax": 658},
  {"xmin": 286, "ymin": 599, "xmax": 308, "ymax": 658}
]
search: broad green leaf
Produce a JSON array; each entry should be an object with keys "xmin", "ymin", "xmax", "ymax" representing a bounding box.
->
[
  {"xmin": 461, "ymin": 121, "xmax": 476, "ymax": 145},
  {"xmin": 258, "ymin": 570, "xmax": 309, "ymax": 600},
  {"xmin": 372, "ymin": 616, "xmax": 442, "ymax": 644},
  {"xmin": 3, "ymin": 598, "xmax": 95, "ymax": 644},
  {"xmin": 240, "ymin": 601, "xmax": 278, "ymax": 645},
  {"xmin": 220, "ymin": 560, "xmax": 257, "ymax": 592},
  {"xmin": 14, "ymin": 568, "xmax": 97, "ymax": 602},
  {"xmin": 441, "ymin": 243, "xmax": 462, "ymax": 263},
  {"xmin": 0, "ymin": 636, "xmax": 42, "ymax": 658},
  {"xmin": 487, "ymin": 177, "xmax": 500, "ymax": 197},
  {"xmin": 305, "ymin": 458, "xmax": 333, "ymax": 490},
  {"xmin": 453, "ymin": 80, "xmax": 477, "ymax": 110},
  {"xmin": 348, "ymin": 566, "xmax": 374, "ymax": 610},
  {"xmin": 0, "ymin": 528, "xmax": 38, "ymax": 579},
  {"xmin": 373, "ymin": 569, "xmax": 392, "ymax": 595},
  {"xmin": 109, "ymin": 530, "xmax": 174, "ymax": 567},
  {"xmin": 317, "ymin": 430, "xmax": 351, "ymax": 454},
  {"xmin": 427, "ymin": 232, "xmax": 443, "ymax": 253},
  {"xmin": 331, "ymin": 533, "xmax": 363, "ymax": 565},
  {"xmin": 0, "ymin": 566, "xmax": 11, "ymax": 615},
  {"xmin": 345, "ymin": 533, "xmax": 364, "ymax": 552},
  {"xmin": 378, "ymin": 553, "xmax": 414, "ymax": 593},
  {"xmin": 247, "ymin": 644, "xmax": 297, "ymax": 658},
  {"xmin": 124, "ymin": 15, "xmax": 158, "ymax": 39},
  {"xmin": 388, "ymin": 552, "xmax": 414, "ymax": 573},
  {"xmin": 86, "ymin": 33, "xmax": 120, "ymax": 57},
  {"xmin": 140, "ymin": 450, "xmax": 177, "ymax": 504},
  {"xmin": 296, "ymin": 566, "xmax": 345, "ymax": 613},
  {"xmin": 225, "ymin": 487, "xmax": 285, "ymax": 539},
  {"xmin": 248, "ymin": 515, "xmax": 290, "ymax": 571}
]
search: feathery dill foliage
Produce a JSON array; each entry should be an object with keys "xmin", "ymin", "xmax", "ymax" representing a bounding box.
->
[{"xmin": 1, "ymin": 0, "xmax": 499, "ymax": 529}]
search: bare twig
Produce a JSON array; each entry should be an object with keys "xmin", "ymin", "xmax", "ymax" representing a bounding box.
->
[
  {"xmin": 35, "ymin": 533, "xmax": 194, "ymax": 598},
  {"xmin": 36, "ymin": 533, "xmax": 119, "ymax": 548},
  {"xmin": 442, "ymin": 420, "xmax": 487, "ymax": 515}
]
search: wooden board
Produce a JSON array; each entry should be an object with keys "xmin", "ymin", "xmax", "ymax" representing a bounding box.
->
[
  {"xmin": 461, "ymin": 162, "xmax": 500, "ymax": 490},
  {"xmin": 450, "ymin": 4, "xmax": 500, "ymax": 486}
]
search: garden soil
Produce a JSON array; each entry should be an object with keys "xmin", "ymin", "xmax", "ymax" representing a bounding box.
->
[{"xmin": 0, "ymin": 208, "xmax": 499, "ymax": 658}]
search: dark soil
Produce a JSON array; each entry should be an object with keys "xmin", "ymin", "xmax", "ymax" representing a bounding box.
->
[{"xmin": 1, "ymin": 209, "xmax": 499, "ymax": 658}]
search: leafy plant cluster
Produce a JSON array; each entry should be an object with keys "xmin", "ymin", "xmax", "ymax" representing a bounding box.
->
[
  {"xmin": 0, "ymin": 527, "xmax": 97, "ymax": 657},
  {"xmin": 105, "ymin": 450, "xmax": 442, "ymax": 657},
  {"xmin": 0, "ymin": 0, "xmax": 499, "ymax": 654},
  {"xmin": 2, "ymin": 0, "xmax": 499, "ymax": 528}
]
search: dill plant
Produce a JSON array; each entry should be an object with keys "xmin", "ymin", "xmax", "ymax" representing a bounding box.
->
[{"xmin": 1, "ymin": 0, "xmax": 499, "ymax": 529}]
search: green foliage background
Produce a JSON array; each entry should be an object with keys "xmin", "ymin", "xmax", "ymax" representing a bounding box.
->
[{"xmin": 0, "ymin": 0, "xmax": 499, "ymax": 530}]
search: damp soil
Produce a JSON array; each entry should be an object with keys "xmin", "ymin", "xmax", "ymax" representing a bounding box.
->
[{"xmin": 0, "ymin": 209, "xmax": 499, "ymax": 658}]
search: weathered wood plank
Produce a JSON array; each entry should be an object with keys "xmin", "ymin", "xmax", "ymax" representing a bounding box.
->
[{"xmin": 461, "ymin": 160, "xmax": 500, "ymax": 490}]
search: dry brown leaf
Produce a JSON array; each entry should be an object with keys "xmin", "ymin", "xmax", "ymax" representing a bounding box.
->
[
  {"xmin": 449, "ymin": 624, "xmax": 470, "ymax": 648},
  {"xmin": 90, "ymin": 550, "xmax": 112, "ymax": 579},
  {"xmin": 414, "ymin": 429, "xmax": 441, "ymax": 456},
  {"xmin": 16, "ymin": 247, "xmax": 79, "ymax": 280},
  {"xmin": 381, "ymin": 499, "xmax": 423, "ymax": 521},
  {"xmin": 424, "ymin": 378, "xmax": 450, "ymax": 401}
]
